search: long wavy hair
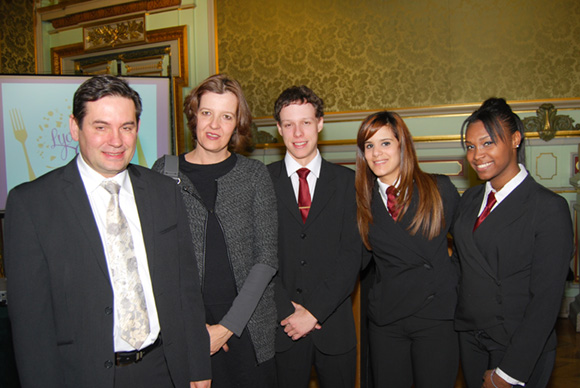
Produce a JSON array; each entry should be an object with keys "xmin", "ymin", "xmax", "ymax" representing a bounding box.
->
[{"xmin": 355, "ymin": 111, "xmax": 445, "ymax": 249}]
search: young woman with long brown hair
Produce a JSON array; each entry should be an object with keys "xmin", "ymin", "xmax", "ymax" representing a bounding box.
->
[{"xmin": 356, "ymin": 111, "xmax": 460, "ymax": 388}]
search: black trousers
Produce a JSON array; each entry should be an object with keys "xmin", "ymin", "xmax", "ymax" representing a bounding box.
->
[
  {"xmin": 206, "ymin": 303, "xmax": 276, "ymax": 388},
  {"xmin": 459, "ymin": 330, "xmax": 556, "ymax": 388},
  {"xmin": 275, "ymin": 335, "xmax": 356, "ymax": 388},
  {"xmin": 113, "ymin": 343, "xmax": 174, "ymax": 388},
  {"xmin": 369, "ymin": 316, "xmax": 459, "ymax": 388}
]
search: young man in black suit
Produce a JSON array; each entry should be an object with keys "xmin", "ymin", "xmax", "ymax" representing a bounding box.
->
[
  {"xmin": 5, "ymin": 75, "xmax": 211, "ymax": 388},
  {"xmin": 268, "ymin": 86, "xmax": 361, "ymax": 388}
]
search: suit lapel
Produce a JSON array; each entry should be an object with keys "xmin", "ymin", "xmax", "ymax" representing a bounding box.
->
[
  {"xmin": 452, "ymin": 185, "xmax": 496, "ymax": 279},
  {"xmin": 477, "ymin": 176, "xmax": 533, "ymax": 235},
  {"xmin": 129, "ymin": 166, "xmax": 156, "ymax": 278},
  {"xmin": 272, "ymin": 162, "xmax": 304, "ymax": 225},
  {"xmin": 305, "ymin": 160, "xmax": 336, "ymax": 227},
  {"xmin": 62, "ymin": 158, "xmax": 111, "ymax": 279},
  {"xmin": 372, "ymin": 184, "xmax": 429, "ymax": 261}
]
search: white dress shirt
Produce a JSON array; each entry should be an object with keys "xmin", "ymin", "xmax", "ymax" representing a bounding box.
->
[
  {"xmin": 284, "ymin": 149, "xmax": 322, "ymax": 202},
  {"xmin": 76, "ymin": 155, "xmax": 160, "ymax": 352}
]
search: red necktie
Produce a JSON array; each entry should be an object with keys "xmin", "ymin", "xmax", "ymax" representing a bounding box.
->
[
  {"xmin": 386, "ymin": 186, "xmax": 400, "ymax": 220},
  {"xmin": 297, "ymin": 168, "xmax": 311, "ymax": 223},
  {"xmin": 473, "ymin": 191, "xmax": 496, "ymax": 231}
]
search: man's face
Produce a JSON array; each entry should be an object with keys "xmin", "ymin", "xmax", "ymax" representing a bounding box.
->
[
  {"xmin": 277, "ymin": 102, "xmax": 323, "ymax": 166},
  {"xmin": 70, "ymin": 95, "xmax": 139, "ymax": 178}
]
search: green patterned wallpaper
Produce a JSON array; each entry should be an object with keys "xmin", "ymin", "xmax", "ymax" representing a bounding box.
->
[
  {"xmin": 0, "ymin": 0, "xmax": 35, "ymax": 74},
  {"xmin": 217, "ymin": 0, "xmax": 580, "ymax": 118}
]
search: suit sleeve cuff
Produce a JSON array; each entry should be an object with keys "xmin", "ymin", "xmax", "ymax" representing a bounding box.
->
[
  {"xmin": 219, "ymin": 263, "xmax": 276, "ymax": 336},
  {"xmin": 496, "ymin": 368, "xmax": 525, "ymax": 386}
]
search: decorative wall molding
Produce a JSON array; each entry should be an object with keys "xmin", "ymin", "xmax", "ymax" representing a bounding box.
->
[
  {"xmin": 417, "ymin": 159, "xmax": 465, "ymax": 177},
  {"xmin": 536, "ymin": 153, "xmax": 558, "ymax": 180},
  {"xmin": 146, "ymin": 25, "xmax": 189, "ymax": 154},
  {"xmin": 39, "ymin": 0, "xmax": 181, "ymax": 29},
  {"xmin": 254, "ymin": 131, "xmax": 580, "ymax": 150},
  {"xmin": 83, "ymin": 16, "xmax": 146, "ymax": 51},
  {"xmin": 523, "ymin": 103, "xmax": 580, "ymax": 141},
  {"xmin": 253, "ymin": 98, "xmax": 580, "ymax": 128}
]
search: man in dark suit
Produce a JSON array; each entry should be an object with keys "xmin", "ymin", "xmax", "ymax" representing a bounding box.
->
[
  {"xmin": 268, "ymin": 86, "xmax": 361, "ymax": 388},
  {"xmin": 4, "ymin": 75, "xmax": 211, "ymax": 388}
]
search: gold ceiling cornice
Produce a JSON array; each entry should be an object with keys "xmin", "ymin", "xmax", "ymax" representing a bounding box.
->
[{"xmin": 47, "ymin": 0, "xmax": 181, "ymax": 29}]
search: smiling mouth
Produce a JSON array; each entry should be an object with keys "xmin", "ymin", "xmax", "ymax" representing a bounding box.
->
[
  {"xmin": 207, "ymin": 132, "xmax": 220, "ymax": 139},
  {"xmin": 104, "ymin": 151, "xmax": 124, "ymax": 157},
  {"xmin": 475, "ymin": 161, "xmax": 493, "ymax": 170},
  {"xmin": 293, "ymin": 141, "xmax": 307, "ymax": 147}
]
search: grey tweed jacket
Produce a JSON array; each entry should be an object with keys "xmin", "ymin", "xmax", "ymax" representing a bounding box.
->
[{"xmin": 152, "ymin": 153, "xmax": 278, "ymax": 364}]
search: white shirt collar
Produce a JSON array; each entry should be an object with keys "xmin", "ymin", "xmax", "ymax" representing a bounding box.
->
[
  {"xmin": 377, "ymin": 177, "xmax": 400, "ymax": 207},
  {"xmin": 483, "ymin": 163, "xmax": 528, "ymax": 204},
  {"xmin": 76, "ymin": 154, "xmax": 130, "ymax": 195},
  {"xmin": 284, "ymin": 149, "xmax": 322, "ymax": 179}
]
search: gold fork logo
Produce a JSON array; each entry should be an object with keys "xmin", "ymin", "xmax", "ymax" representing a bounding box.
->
[{"xmin": 10, "ymin": 109, "xmax": 36, "ymax": 181}]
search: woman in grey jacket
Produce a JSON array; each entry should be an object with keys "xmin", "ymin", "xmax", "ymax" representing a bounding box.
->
[{"xmin": 153, "ymin": 74, "xmax": 278, "ymax": 387}]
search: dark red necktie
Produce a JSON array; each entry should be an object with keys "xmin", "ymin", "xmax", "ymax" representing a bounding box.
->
[
  {"xmin": 473, "ymin": 191, "xmax": 496, "ymax": 231},
  {"xmin": 297, "ymin": 168, "xmax": 311, "ymax": 223},
  {"xmin": 386, "ymin": 186, "xmax": 400, "ymax": 220}
]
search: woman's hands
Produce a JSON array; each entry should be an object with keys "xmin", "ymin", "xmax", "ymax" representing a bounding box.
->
[{"xmin": 206, "ymin": 324, "xmax": 233, "ymax": 355}]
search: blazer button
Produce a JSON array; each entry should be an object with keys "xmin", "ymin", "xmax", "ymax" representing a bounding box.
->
[
  {"xmin": 104, "ymin": 306, "xmax": 113, "ymax": 315},
  {"xmin": 104, "ymin": 360, "xmax": 113, "ymax": 369},
  {"xmin": 300, "ymin": 260, "xmax": 307, "ymax": 266},
  {"xmin": 300, "ymin": 233, "xmax": 307, "ymax": 239},
  {"xmin": 296, "ymin": 288, "xmax": 303, "ymax": 294}
]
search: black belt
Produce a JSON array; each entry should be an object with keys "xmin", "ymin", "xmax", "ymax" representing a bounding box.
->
[{"xmin": 115, "ymin": 336, "xmax": 162, "ymax": 366}]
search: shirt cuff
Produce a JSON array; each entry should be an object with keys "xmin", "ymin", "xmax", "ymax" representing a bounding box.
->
[{"xmin": 496, "ymin": 368, "xmax": 525, "ymax": 386}]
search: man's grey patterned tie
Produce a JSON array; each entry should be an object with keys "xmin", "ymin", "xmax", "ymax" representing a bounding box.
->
[{"xmin": 102, "ymin": 180, "xmax": 150, "ymax": 349}]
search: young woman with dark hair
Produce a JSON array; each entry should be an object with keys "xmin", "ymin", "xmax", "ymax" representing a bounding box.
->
[{"xmin": 454, "ymin": 98, "xmax": 573, "ymax": 388}]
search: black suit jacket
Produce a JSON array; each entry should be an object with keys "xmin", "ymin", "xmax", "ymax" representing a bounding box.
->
[
  {"xmin": 5, "ymin": 158, "xmax": 210, "ymax": 388},
  {"xmin": 268, "ymin": 159, "xmax": 361, "ymax": 355},
  {"xmin": 366, "ymin": 175, "xmax": 460, "ymax": 326},
  {"xmin": 454, "ymin": 174, "xmax": 573, "ymax": 382}
]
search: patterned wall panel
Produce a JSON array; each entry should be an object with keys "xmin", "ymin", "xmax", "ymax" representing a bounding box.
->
[
  {"xmin": 0, "ymin": 0, "xmax": 35, "ymax": 74},
  {"xmin": 217, "ymin": 0, "xmax": 580, "ymax": 118}
]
